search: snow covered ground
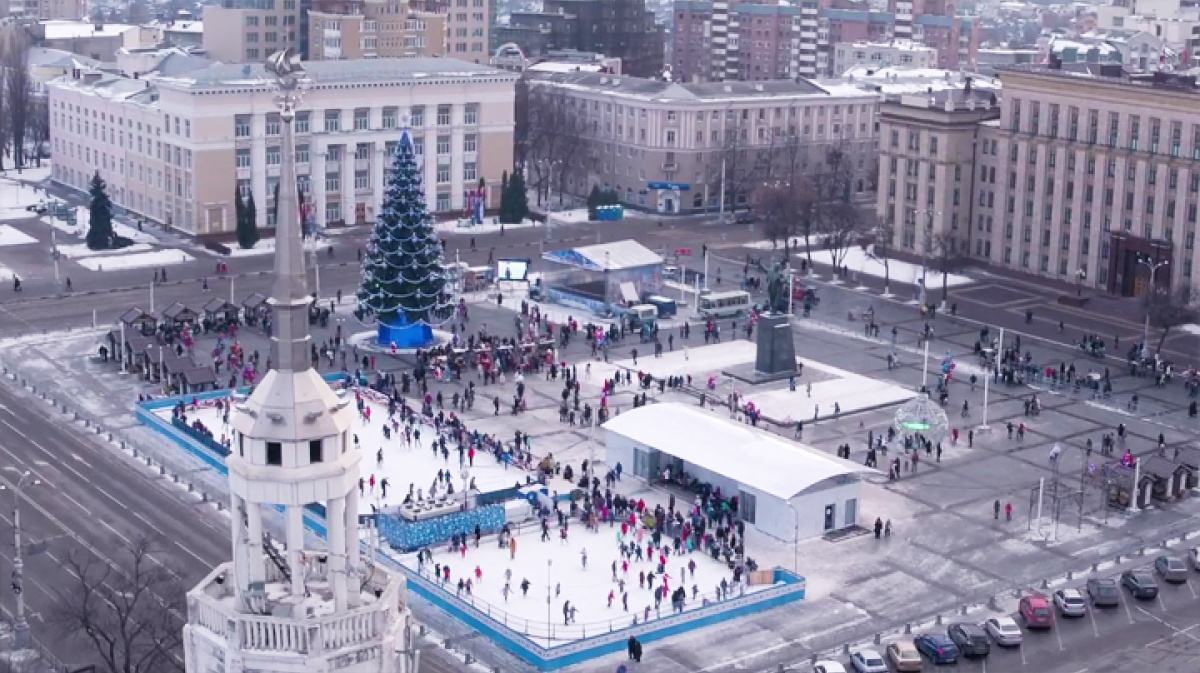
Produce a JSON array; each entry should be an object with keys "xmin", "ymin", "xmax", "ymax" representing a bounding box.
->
[
  {"xmin": 57, "ymin": 242, "xmax": 154, "ymax": 259},
  {"xmin": 743, "ymin": 235, "xmax": 828, "ymax": 251},
  {"xmin": 1180, "ymin": 324, "xmax": 1200, "ymax": 336},
  {"xmin": 74, "ymin": 249, "xmax": 193, "ymax": 271},
  {"xmin": 805, "ymin": 247, "xmax": 974, "ymax": 288},
  {"xmin": 575, "ymin": 340, "xmax": 914, "ymax": 422},
  {"xmin": 0, "ymin": 168, "xmax": 50, "ymax": 219},
  {"xmin": 390, "ymin": 513, "xmax": 771, "ymax": 645},
  {"xmin": 0, "ymin": 265, "xmax": 15, "ymax": 281},
  {"xmin": 159, "ymin": 393, "xmax": 552, "ymax": 516},
  {"xmin": 435, "ymin": 218, "xmax": 540, "ymax": 235},
  {"xmin": 223, "ymin": 237, "xmax": 333, "ymax": 258},
  {"xmin": 0, "ymin": 224, "xmax": 36, "ymax": 246}
]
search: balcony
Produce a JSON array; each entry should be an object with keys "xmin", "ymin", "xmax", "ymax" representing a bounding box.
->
[
  {"xmin": 662, "ymin": 163, "xmax": 678, "ymax": 172},
  {"xmin": 355, "ymin": 158, "xmax": 371, "ymax": 171}
]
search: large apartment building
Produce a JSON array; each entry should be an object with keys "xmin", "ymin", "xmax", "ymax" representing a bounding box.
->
[
  {"xmin": 47, "ymin": 58, "xmax": 517, "ymax": 237},
  {"xmin": 5, "ymin": 0, "xmax": 85, "ymax": 20},
  {"xmin": 671, "ymin": 0, "xmax": 978, "ymax": 82},
  {"xmin": 878, "ymin": 63, "xmax": 1200, "ymax": 296},
  {"xmin": 203, "ymin": 0, "xmax": 480, "ymax": 63},
  {"xmin": 525, "ymin": 72, "xmax": 879, "ymax": 214}
]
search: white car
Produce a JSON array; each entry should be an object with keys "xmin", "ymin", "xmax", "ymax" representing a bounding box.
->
[
  {"xmin": 813, "ymin": 662, "xmax": 847, "ymax": 673},
  {"xmin": 849, "ymin": 649, "xmax": 889, "ymax": 673},
  {"xmin": 985, "ymin": 616, "xmax": 1023, "ymax": 646},
  {"xmin": 1053, "ymin": 588, "xmax": 1087, "ymax": 617}
]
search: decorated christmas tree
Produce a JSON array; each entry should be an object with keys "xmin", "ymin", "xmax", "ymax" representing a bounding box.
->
[
  {"xmin": 86, "ymin": 171, "xmax": 115, "ymax": 250},
  {"xmin": 356, "ymin": 131, "xmax": 450, "ymax": 343}
]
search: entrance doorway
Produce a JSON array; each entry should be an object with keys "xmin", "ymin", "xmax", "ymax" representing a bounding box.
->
[
  {"xmin": 823, "ymin": 504, "xmax": 836, "ymax": 531},
  {"xmin": 355, "ymin": 202, "xmax": 367, "ymax": 225},
  {"xmin": 844, "ymin": 498, "xmax": 857, "ymax": 526}
]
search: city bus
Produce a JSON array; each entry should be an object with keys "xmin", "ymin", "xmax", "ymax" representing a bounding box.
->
[{"xmin": 697, "ymin": 290, "xmax": 751, "ymax": 318}]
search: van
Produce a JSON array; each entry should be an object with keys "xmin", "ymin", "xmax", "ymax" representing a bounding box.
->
[{"xmin": 626, "ymin": 304, "xmax": 658, "ymax": 329}]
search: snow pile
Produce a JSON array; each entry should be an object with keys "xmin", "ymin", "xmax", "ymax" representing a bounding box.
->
[
  {"xmin": 57, "ymin": 242, "xmax": 154, "ymax": 259},
  {"xmin": 74, "ymin": 249, "xmax": 194, "ymax": 271},
  {"xmin": 435, "ymin": 218, "xmax": 540, "ymax": 235},
  {"xmin": 804, "ymin": 247, "xmax": 975, "ymax": 288},
  {"xmin": 0, "ymin": 224, "xmax": 36, "ymax": 246},
  {"xmin": 222, "ymin": 237, "xmax": 333, "ymax": 258}
]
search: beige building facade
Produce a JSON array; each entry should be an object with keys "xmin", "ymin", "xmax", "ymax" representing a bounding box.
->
[
  {"xmin": 528, "ymin": 73, "xmax": 880, "ymax": 214},
  {"xmin": 878, "ymin": 65, "xmax": 1200, "ymax": 296},
  {"xmin": 48, "ymin": 58, "xmax": 517, "ymax": 237},
  {"xmin": 307, "ymin": 1, "xmax": 446, "ymax": 60},
  {"xmin": 202, "ymin": 1, "xmax": 302, "ymax": 64}
]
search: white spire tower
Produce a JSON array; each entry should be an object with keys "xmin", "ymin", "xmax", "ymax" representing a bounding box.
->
[{"xmin": 183, "ymin": 49, "xmax": 412, "ymax": 673}]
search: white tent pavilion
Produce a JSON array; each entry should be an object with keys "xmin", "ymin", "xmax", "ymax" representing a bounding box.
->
[{"xmin": 603, "ymin": 403, "xmax": 877, "ymax": 542}]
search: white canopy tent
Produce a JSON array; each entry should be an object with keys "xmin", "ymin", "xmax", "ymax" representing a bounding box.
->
[{"xmin": 603, "ymin": 404, "xmax": 877, "ymax": 541}]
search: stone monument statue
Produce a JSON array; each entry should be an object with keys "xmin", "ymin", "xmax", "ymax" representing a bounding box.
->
[{"xmin": 766, "ymin": 261, "xmax": 787, "ymax": 314}]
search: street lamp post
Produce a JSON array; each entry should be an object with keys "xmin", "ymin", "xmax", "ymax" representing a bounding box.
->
[
  {"xmin": 2, "ymin": 468, "xmax": 41, "ymax": 650},
  {"xmin": 1136, "ymin": 254, "xmax": 1169, "ymax": 359},
  {"xmin": 915, "ymin": 209, "xmax": 939, "ymax": 307}
]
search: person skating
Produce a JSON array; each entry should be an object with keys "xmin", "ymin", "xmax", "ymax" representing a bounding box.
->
[
  {"xmin": 874, "ymin": 517, "xmax": 883, "ymax": 539},
  {"xmin": 521, "ymin": 578, "xmax": 530, "ymax": 597}
]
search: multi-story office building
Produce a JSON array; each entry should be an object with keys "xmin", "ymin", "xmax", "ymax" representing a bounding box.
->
[
  {"xmin": 48, "ymin": 58, "xmax": 517, "ymax": 237},
  {"xmin": 493, "ymin": 0, "xmax": 664, "ymax": 78},
  {"xmin": 5, "ymin": 0, "xmax": 85, "ymax": 20},
  {"xmin": 202, "ymin": 0, "xmax": 305, "ymax": 63},
  {"xmin": 418, "ymin": 0, "xmax": 489, "ymax": 62},
  {"xmin": 832, "ymin": 40, "xmax": 937, "ymax": 75},
  {"xmin": 671, "ymin": 0, "xmax": 976, "ymax": 81},
  {"xmin": 525, "ymin": 71, "xmax": 879, "ymax": 213},
  {"xmin": 306, "ymin": 0, "xmax": 447, "ymax": 60},
  {"xmin": 877, "ymin": 63, "xmax": 1200, "ymax": 296}
]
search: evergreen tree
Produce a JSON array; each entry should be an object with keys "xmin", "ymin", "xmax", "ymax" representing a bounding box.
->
[
  {"xmin": 356, "ymin": 131, "xmax": 450, "ymax": 326},
  {"xmin": 586, "ymin": 185, "xmax": 602, "ymax": 220},
  {"xmin": 243, "ymin": 191, "xmax": 259, "ymax": 248},
  {"xmin": 501, "ymin": 171, "xmax": 528, "ymax": 224},
  {"xmin": 86, "ymin": 171, "xmax": 115, "ymax": 250},
  {"xmin": 235, "ymin": 186, "xmax": 258, "ymax": 249},
  {"xmin": 498, "ymin": 170, "xmax": 510, "ymax": 222}
]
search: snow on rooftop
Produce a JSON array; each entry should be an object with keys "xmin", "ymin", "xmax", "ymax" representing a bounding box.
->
[
  {"xmin": 528, "ymin": 61, "xmax": 605, "ymax": 73},
  {"xmin": 41, "ymin": 20, "xmax": 135, "ymax": 40}
]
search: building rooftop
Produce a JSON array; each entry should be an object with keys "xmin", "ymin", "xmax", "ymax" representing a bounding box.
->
[
  {"xmin": 534, "ymin": 71, "xmax": 877, "ymax": 103},
  {"xmin": 998, "ymin": 64, "xmax": 1200, "ymax": 93},
  {"xmin": 153, "ymin": 57, "xmax": 516, "ymax": 91},
  {"xmin": 838, "ymin": 39, "xmax": 938, "ymax": 52},
  {"xmin": 28, "ymin": 46, "xmax": 101, "ymax": 70},
  {"xmin": 822, "ymin": 67, "xmax": 1001, "ymax": 98},
  {"xmin": 41, "ymin": 20, "xmax": 136, "ymax": 40}
]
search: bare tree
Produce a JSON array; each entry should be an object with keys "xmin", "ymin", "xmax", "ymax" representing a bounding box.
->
[
  {"xmin": 1145, "ymin": 284, "xmax": 1197, "ymax": 353},
  {"xmin": 928, "ymin": 233, "xmax": 969, "ymax": 307},
  {"xmin": 706, "ymin": 114, "xmax": 785, "ymax": 216},
  {"xmin": 0, "ymin": 39, "xmax": 7, "ymax": 173},
  {"xmin": 4, "ymin": 35, "xmax": 32, "ymax": 172},
  {"xmin": 865, "ymin": 222, "xmax": 896, "ymax": 296},
  {"xmin": 26, "ymin": 95, "xmax": 49, "ymax": 168},
  {"xmin": 819, "ymin": 198, "xmax": 868, "ymax": 279},
  {"xmin": 520, "ymin": 84, "xmax": 587, "ymax": 207},
  {"xmin": 52, "ymin": 536, "xmax": 185, "ymax": 673}
]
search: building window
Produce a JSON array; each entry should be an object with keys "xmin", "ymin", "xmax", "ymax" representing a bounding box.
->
[
  {"xmin": 464, "ymin": 162, "xmax": 477, "ymax": 181},
  {"xmin": 385, "ymin": 141, "xmax": 397, "ymax": 158},
  {"xmin": 413, "ymin": 138, "xmax": 424, "ymax": 156},
  {"xmin": 355, "ymin": 171, "xmax": 369, "ymax": 190},
  {"xmin": 266, "ymin": 114, "xmax": 280, "ymax": 136},
  {"xmin": 326, "ymin": 201, "xmax": 341, "ymax": 223},
  {"xmin": 464, "ymin": 104, "xmax": 478, "ymax": 125},
  {"xmin": 296, "ymin": 144, "xmax": 310, "ymax": 163},
  {"xmin": 437, "ymin": 105, "xmax": 451, "ymax": 126},
  {"xmin": 236, "ymin": 149, "xmax": 250, "ymax": 168},
  {"xmin": 246, "ymin": 48, "xmax": 259, "ymax": 60},
  {"xmin": 464, "ymin": 134, "xmax": 477, "ymax": 153},
  {"xmin": 411, "ymin": 106, "xmax": 425, "ymax": 127},
  {"xmin": 437, "ymin": 135, "xmax": 451, "ymax": 155},
  {"xmin": 309, "ymin": 440, "xmax": 322, "ymax": 463},
  {"xmin": 382, "ymin": 107, "xmax": 397, "ymax": 129},
  {"xmin": 234, "ymin": 116, "xmax": 251, "ymax": 137},
  {"xmin": 355, "ymin": 143, "xmax": 370, "ymax": 160},
  {"xmin": 326, "ymin": 174, "xmax": 340, "ymax": 192},
  {"xmin": 266, "ymin": 442, "xmax": 282, "ymax": 466},
  {"xmin": 436, "ymin": 192, "xmax": 451, "ymax": 211},
  {"xmin": 354, "ymin": 109, "xmax": 369, "ymax": 131},
  {"xmin": 296, "ymin": 112, "xmax": 310, "ymax": 134},
  {"xmin": 324, "ymin": 110, "xmax": 341, "ymax": 133},
  {"xmin": 437, "ymin": 166, "xmax": 451, "ymax": 183}
]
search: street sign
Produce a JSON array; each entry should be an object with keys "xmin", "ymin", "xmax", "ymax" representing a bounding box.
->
[
  {"xmin": 647, "ymin": 182, "xmax": 691, "ymax": 191},
  {"xmin": 675, "ymin": 248, "xmax": 692, "ymax": 257}
]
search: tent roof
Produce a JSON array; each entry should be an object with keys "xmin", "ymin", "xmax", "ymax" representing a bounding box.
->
[
  {"xmin": 542, "ymin": 239, "xmax": 662, "ymax": 271},
  {"xmin": 603, "ymin": 403, "xmax": 876, "ymax": 500}
]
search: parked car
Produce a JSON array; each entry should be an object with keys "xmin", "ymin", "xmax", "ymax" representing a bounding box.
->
[
  {"xmin": 984, "ymin": 616, "xmax": 1023, "ymax": 646},
  {"xmin": 1018, "ymin": 594, "xmax": 1055, "ymax": 629},
  {"xmin": 849, "ymin": 648, "xmax": 888, "ymax": 673},
  {"xmin": 886, "ymin": 641, "xmax": 923, "ymax": 672},
  {"xmin": 813, "ymin": 662, "xmax": 847, "ymax": 673},
  {"xmin": 1052, "ymin": 588, "xmax": 1087, "ymax": 617},
  {"xmin": 1121, "ymin": 570, "xmax": 1160, "ymax": 599},
  {"xmin": 1154, "ymin": 555, "xmax": 1189, "ymax": 583},
  {"xmin": 1190, "ymin": 547, "xmax": 1199, "ymax": 571},
  {"xmin": 913, "ymin": 634, "xmax": 960, "ymax": 665},
  {"xmin": 948, "ymin": 623, "xmax": 991, "ymax": 658},
  {"xmin": 1086, "ymin": 578, "xmax": 1120, "ymax": 607}
]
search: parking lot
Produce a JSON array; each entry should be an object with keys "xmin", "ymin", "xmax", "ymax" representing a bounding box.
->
[{"xmin": 832, "ymin": 563, "xmax": 1200, "ymax": 673}]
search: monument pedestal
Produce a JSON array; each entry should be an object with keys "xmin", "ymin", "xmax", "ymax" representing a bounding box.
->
[{"xmin": 722, "ymin": 312, "xmax": 797, "ymax": 384}]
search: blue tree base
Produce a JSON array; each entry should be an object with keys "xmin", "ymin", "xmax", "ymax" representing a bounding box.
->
[{"xmin": 378, "ymin": 317, "xmax": 434, "ymax": 349}]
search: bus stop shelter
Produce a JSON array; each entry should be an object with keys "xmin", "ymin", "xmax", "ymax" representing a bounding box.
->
[
  {"xmin": 539, "ymin": 240, "xmax": 664, "ymax": 314},
  {"xmin": 604, "ymin": 403, "xmax": 875, "ymax": 542}
]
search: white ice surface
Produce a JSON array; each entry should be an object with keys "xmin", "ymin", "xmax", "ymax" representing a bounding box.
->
[
  {"xmin": 805, "ymin": 247, "xmax": 975, "ymax": 288},
  {"xmin": 74, "ymin": 249, "xmax": 193, "ymax": 271},
  {"xmin": 389, "ymin": 513, "xmax": 768, "ymax": 646},
  {"xmin": 163, "ymin": 393, "xmax": 546, "ymax": 516},
  {"xmin": 222, "ymin": 237, "xmax": 333, "ymax": 257},
  {"xmin": 435, "ymin": 218, "xmax": 541, "ymax": 234}
]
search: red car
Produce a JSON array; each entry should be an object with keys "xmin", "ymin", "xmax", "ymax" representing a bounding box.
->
[{"xmin": 1018, "ymin": 594, "xmax": 1055, "ymax": 629}]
